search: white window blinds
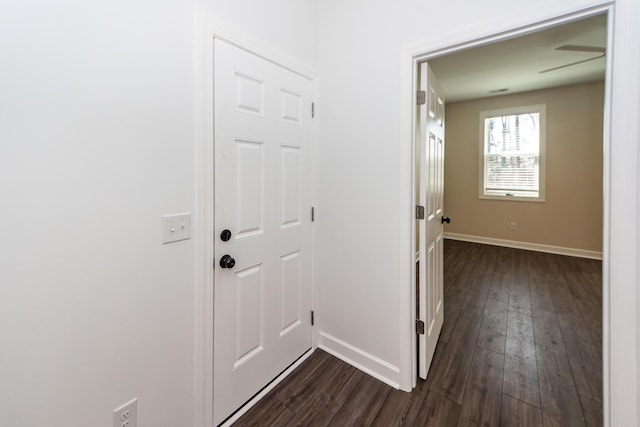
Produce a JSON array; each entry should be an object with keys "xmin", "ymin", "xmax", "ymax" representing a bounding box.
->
[{"xmin": 479, "ymin": 105, "xmax": 546, "ymax": 201}]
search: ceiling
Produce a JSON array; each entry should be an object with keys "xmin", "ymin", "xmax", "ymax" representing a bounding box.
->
[{"xmin": 428, "ymin": 13, "xmax": 607, "ymax": 102}]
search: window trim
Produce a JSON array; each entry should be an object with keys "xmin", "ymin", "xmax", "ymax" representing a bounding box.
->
[{"xmin": 478, "ymin": 104, "xmax": 547, "ymax": 202}]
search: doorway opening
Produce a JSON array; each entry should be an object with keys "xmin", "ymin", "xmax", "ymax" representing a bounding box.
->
[{"xmin": 411, "ymin": 6, "xmax": 611, "ymax": 423}]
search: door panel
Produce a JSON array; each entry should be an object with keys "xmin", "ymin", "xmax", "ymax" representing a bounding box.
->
[
  {"xmin": 280, "ymin": 145, "xmax": 302, "ymax": 227},
  {"xmin": 213, "ymin": 39, "xmax": 313, "ymax": 425},
  {"xmin": 235, "ymin": 73, "xmax": 264, "ymax": 115},
  {"xmin": 418, "ymin": 63, "xmax": 445, "ymax": 380},
  {"xmin": 234, "ymin": 264, "xmax": 264, "ymax": 367},
  {"xmin": 280, "ymin": 251, "xmax": 302, "ymax": 336},
  {"xmin": 281, "ymin": 89, "xmax": 302, "ymax": 123},
  {"xmin": 235, "ymin": 139, "xmax": 264, "ymax": 237}
]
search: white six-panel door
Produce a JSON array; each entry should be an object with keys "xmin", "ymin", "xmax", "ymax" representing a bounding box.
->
[
  {"xmin": 213, "ymin": 39, "xmax": 313, "ymax": 425},
  {"xmin": 418, "ymin": 63, "xmax": 445, "ymax": 379}
]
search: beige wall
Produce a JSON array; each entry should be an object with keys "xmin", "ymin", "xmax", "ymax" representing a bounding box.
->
[{"xmin": 444, "ymin": 81, "xmax": 604, "ymax": 252}]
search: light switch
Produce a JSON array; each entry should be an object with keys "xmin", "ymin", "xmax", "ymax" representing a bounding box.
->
[{"xmin": 161, "ymin": 213, "xmax": 191, "ymax": 244}]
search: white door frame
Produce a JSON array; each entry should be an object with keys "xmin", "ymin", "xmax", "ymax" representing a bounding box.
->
[
  {"xmin": 193, "ymin": 15, "xmax": 318, "ymax": 427},
  {"xmin": 404, "ymin": 2, "xmax": 614, "ymax": 421}
]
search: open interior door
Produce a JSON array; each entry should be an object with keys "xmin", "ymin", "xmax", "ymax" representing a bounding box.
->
[{"xmin": 417, "ymin": 62, "xmax": 445, "ymax": 379}]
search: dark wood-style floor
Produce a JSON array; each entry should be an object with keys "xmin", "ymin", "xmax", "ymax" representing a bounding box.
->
[{"xmin": 232, "ymin": 240, "xmax": 603, "ymax": 426}]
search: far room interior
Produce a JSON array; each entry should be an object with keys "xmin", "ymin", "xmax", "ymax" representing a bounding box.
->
[{"xmin": 430, "ymin": 13, "xmax": 605, "ymax": 257}]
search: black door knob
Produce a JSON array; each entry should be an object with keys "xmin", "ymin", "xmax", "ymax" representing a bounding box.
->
[
  {"xmin": 220, "ymin": 229, "xmax": 232, "ymax": 242},
  {"xmin": 441, "ymin": 216, "xmax": 451, "ymax": 224},
  {"xmin": 219, "ymin": 254, "xmax": 236, "ymax": 269}
]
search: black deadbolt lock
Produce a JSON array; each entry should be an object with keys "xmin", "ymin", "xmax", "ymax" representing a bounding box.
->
[
  {"xmin": 441, "ymin": 216, "xmax": 451, "ymax": 224},
  {"xmin": 220, "ymin": 229, "xmax": 232, "ymax": 241}
]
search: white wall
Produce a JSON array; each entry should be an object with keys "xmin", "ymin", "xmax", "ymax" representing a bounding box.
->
[
  {"xmin": 0, "ymin": 1, "xmax": 318, "ymax": 426},
  {"xmin": 197, "ymin": 0, "xmax": 318, "ymax": 72},
  {"xmin": 316, "ymin": 1, "xmax": 640, "ymax": 424}
]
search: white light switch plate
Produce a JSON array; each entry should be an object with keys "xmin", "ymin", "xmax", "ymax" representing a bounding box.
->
[{"xmin": 161, "ymin": 213, "xmax": 191, "ymax": 244}]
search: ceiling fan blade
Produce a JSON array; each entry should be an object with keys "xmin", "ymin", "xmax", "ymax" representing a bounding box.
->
[
  {"xmin": 539, "ymin": 54, "xmax": 606, "ymax": 74},
  {"xmin": 555, "ymin": 44, "xmax": 606, "ymax": 53}
]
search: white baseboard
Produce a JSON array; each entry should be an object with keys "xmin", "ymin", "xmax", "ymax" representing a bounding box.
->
[
  {"xmin": 219, "ymin": 348, "xmax": 315, "ymax": 427},
  {"xmin": 318, "ymin": 331, "xmax": 400, "ymax": 389},
  {"xmin": 444, "ymin": 232, "xmax": 602, "ymax": 260}
]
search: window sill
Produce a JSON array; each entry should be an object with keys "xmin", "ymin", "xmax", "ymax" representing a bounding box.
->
[{"xmin": 479, "ymin": 194, "xmax": 545, "ymax": 203}]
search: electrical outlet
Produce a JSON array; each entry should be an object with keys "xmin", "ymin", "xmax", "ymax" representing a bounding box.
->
[
  {"xmin": 510, "ymin": 222, "xmax": 518, "ymax": 231},
  {"xmin": 113, "ymin": 398, "xmax": 137, "ymax": 427}
]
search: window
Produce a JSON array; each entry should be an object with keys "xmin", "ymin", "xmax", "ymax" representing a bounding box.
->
[{"xmin": 479, "ymin": 105, "xmax": 546, "ymax": 201}]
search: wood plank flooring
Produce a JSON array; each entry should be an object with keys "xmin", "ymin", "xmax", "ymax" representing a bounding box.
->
[{"xmin": 232, "ymin": 240, "xmax": 602, "ymax": 426}]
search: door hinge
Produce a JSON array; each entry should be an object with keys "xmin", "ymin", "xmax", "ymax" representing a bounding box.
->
[
  {"xmin": 311, "ymin": 206, "xmax": 315, "ymax": 222},
  {"xmin": 311, "ymin": 102, "xmax": 315, "ymax": 118},
  {"xmin": 416, "ymin": 205, "xmax": 425, "ymax": 220},
  {"xmin": 311, "ymin": 310, "xmax": 315, "ymax": 326},
  {"xmin": 417, "ymin": 90, "xmax": 426, "ymax": 106},
  {"xmin": 416, "ymin": 319, "xmax": 425, "ymax": 335}
]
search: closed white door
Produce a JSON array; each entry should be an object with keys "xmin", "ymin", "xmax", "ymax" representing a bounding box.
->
[
  {"xmin": 213, "ymin": 39, "xmax": 313, "ymax": 425},
  {"xmin": 417, "ymin": 63, "xmax": 446, "ymax": 379}
]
